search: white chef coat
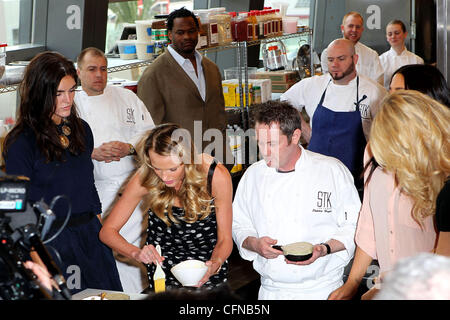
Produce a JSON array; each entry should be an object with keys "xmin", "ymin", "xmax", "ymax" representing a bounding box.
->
[
  {"xmin": 232, "ymin": 147, "xmax": 361, "ymax": 299},
  {"xmin": 280, "ymin": 73, "xmax": 387, "ymax": 140},
  {"xmin": 75, "ymin": 85, "xmax": 155, "ymax": 182},
  {"xmin": 379, "ymin": 47, "xmax": 424, "ymax": 89},
  {"xmin": 75, "ymin": 85, "xmax": 155, "ymax": 293},
  {"xmin": 321, "ymin": 42, "xmax": 385, "ymax": 85},
  {"xmin": 167, "ymin": 45, "xmax": 206, "ymax": 101}
]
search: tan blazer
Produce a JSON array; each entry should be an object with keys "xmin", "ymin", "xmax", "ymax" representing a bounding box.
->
[{"xmin": 137, "ymin": 51, "xmax": 227, "ymax": 154}]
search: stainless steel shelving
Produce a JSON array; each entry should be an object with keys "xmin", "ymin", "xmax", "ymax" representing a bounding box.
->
[
  {"xmin": 209, "ymin": 29, "xmax": 313, "ymax": 130},
  {"xmin": 0, "ymin": 84, "xmax": 19, "ymax": 94},
  {"xmin": 0, "ymin": 30, "xmax": 313, "ymax": 104}
]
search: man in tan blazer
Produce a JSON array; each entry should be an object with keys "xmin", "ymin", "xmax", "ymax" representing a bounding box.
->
[{"xmin": 138, "ymin": 8, "xmax": 230, "ymax": 164}]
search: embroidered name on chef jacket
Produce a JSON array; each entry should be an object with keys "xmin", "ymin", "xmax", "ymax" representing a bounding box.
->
[
  {"xmin": 126, "ymin": 107, "xmax": 136, "ymax": 124},
  {"xmin": 312, "ymin": 191, "xmax": 332, "ymax": 213},
  {"xmin": 359, "ymin": 103, "xmax": 371, "ymax": 119}
]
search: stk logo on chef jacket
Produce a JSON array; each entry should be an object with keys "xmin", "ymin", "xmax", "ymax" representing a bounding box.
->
[{"xmin": 126, "ymin": 107, "xmax": 136, "ymax": 124}]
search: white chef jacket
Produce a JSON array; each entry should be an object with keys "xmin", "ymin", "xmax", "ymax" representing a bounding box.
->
[
  {"xmin": 321, "ymin": 42, "xmax": 384, "ymax": 85},
  {"xmin": 75, "ymin": 85, "xmax": 155, "ymax": 182},
  {"xmin": 232, "ymin": 147, "xmax": 361, "ymax": 299},
  {"xmin": 280, "ymin": 73, "xmax": 387, "ymax": 140},
  {"xmin": 167, "ymin": 45, "xmax": 206, "ymax": 101},
  {"xmin": 379, "ymin": 47, "xmax": 424, "ymax": 89},
  {"xmin": 75, "ymin": 85, "xmax": 155, "ymax": 293}
]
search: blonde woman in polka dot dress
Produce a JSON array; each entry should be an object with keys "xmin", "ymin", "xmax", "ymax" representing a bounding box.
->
[{"xmin": 100, "ymin": 123, "xmax": 233, "ymax": 290}]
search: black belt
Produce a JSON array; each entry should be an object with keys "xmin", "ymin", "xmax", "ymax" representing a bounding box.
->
[{"xmin": 51, "ymin": 212, "xmax": 96, "ymax": 230}]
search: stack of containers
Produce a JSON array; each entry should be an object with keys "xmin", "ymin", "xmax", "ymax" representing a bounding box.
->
[
  {"xmin": 247, "ymin": 12, "xmax": 258, "ymax": 40},
  {"xmin": 135, "ymin": 20, "xmax": 154, "ymax": 60},
  {"xmin": 282, "ymin": 16, "xmax": 298, "ymax": 34},
  {"xmin": 230, "ymin": 12, "xmax": 249, "ymax": 42},
  {"xmin": 213, "ymin": 10, "xmax": 233, "ymax": 45},
  {"xmin": 207, "ymin": 8, "xmax": 221, "ymax": 47},
  {"xmin": 275, "ymin": 9, "xmax": 283, "ymax": 35},
  {"xmin": 193, "ymin": 7, "xmax": 292, "ymax": 49},
  {"xmin": 117, "ymin": 40, "xmax": 137, "ymax": 60},
  {"xmin": 194, "ymin": 9, "xmax": 211, "ymax": 48},
  {"xmin": 195, "ymin": 14, "xmax": 208, "ymax": 49},
  {"xmin": 152, "ymin": 19, "xmax": 168, "ymax": 57}
]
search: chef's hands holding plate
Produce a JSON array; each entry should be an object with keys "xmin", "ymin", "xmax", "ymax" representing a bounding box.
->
[
  {"xmin": 284, "ymin": 244, "xmax": 327, "ymax": 265},
  {"xmin": 244, "ymin": 236, "xmax": 284, "ymax": 259}
]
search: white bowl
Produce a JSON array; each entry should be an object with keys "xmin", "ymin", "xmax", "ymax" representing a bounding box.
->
[{"xmin": 170, "ymin": 259, "xmax": 208, "ymax": 287}]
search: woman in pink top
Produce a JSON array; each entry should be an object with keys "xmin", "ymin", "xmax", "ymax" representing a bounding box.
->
[{"xmin": 329, "ymin": 90, "xmax": 450, "ymax": 300}]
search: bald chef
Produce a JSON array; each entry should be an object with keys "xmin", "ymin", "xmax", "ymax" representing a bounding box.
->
[{"xmin": 281, "ymin": 39, "xmax": 387, "ymax": 184}]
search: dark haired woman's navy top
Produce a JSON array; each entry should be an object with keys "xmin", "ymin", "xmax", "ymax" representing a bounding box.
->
[{"xmin": 5, "ymin": 120, "xmax": 123, "ymax": 294}]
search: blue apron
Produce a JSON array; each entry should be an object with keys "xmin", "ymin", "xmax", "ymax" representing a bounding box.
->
[{"xmin": 308, "ymin": 76, "xmax": 367, "ymax": 179}]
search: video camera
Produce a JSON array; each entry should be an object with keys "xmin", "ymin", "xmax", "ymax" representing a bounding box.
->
[{"xmin": 0, "ymin": 173, "xmax": 71, "ymax": 300}]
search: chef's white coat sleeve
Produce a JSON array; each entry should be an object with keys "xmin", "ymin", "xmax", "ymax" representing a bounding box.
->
[
  {"xmin": 280, "ymin": 81, "xmax": 306, "ymax": 112},
  {"xmin": 329, "ymin": 165, "xmax": 361, "ymax": 262},
  {"xmin": 232, "ymin": 171, "xmax": 260, "ymax": 262},
  {"xmin": 373, "ymin": 57, "xmax": 385, "ymax": 86},
  {"xmin": 128, "ymin": 94, "xmax": 155, "ymax": 147}
]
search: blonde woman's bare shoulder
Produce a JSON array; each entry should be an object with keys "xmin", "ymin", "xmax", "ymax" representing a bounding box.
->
[
  {"xmin": 200, "ymin": 153, "xmax": 215, "ymax": 167},
  {"xmin": 200, "ymin": 153, "xmax": 231, "ymax": 179}
]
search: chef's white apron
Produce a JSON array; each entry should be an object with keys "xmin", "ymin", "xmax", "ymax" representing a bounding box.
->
[{"xmin": 258, "ymin": 279, "xmax": 343, "ymax": 300}]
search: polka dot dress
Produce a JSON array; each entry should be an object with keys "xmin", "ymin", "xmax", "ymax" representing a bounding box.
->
[
  {"xmin": 145, "ymin": 161, "xmax": 228, "ymax": 290},
  {"xmin": 146, "ymin": 206, "xmax": 228, "ymax": 290}
]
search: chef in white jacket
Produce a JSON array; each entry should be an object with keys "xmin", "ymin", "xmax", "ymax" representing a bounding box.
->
[
  {"xmin": 379, "ymin": 20, "xmax": 424, "ymax": 89},
  {"xmin": 321, "ymin": 11, "xmax": 384, "ymax": 85},
  {"xmin": 75, "ymin": 47, "xmax": 155, "ymax": 293},
  {"xmin": 281, "ymin": 39, "xmax": 387, "ymax": 184},
  {"xmin": 232, "ymin": 100, "xmax": 361, "ymax": 300}
]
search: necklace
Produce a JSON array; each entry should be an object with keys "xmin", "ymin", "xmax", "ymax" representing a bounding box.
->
[{"xmin": 58, "ymin": 119, "xmax": 71, "ymax": 148}]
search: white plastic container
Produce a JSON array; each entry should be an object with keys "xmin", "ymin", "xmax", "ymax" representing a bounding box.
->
[
  {"xmin": 282, "ymin": 16, "xmax": 298, "ymax": 34},
  {"xmin": 117, "ymin": 40, "xmax": 137, "ymax": 60},
  {"xmin": 135, "ymin": 41, "xmax": 154, "ymax": 60},
  {"xmin": 135, "ymin": 20, "xmax": 153, "ymax": 42}
]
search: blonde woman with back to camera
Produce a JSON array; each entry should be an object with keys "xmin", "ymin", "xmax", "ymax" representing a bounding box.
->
[
  {"xmin": 99, "ymin": 123, "xmax": 233, "ymax": 291},
  {"xmin": 329, "ymin": 90, "xmax": 450, "ymax": 300}
]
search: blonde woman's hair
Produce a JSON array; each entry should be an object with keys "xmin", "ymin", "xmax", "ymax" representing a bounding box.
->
[
  {"xmin": 370, "ymin": 90, "xmax": 450, "ymax": 226},
  {"xmin": 136, "ymin": 123, "xmax": 213, "ymax": 226}
]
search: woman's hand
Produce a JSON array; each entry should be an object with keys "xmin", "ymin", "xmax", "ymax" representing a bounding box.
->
[
  {"xmin": 328, "ymin": 280, "xmax": 359, "ymax": 300},
  {"xmin": 132, "ymin": 244, "xmax": 164, "ymax": 265},
  {"xmin": 195, "ymin": 259, "xmax": 222, "ymax": 287},
  {"xmin": 24, "ymin": 261, "xmax": 53, "ymax": 292}
]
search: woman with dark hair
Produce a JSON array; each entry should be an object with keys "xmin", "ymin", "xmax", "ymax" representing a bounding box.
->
[
  {"xmin": 379, "ymin": 20, "xmax": 424, "ymax": 89},
  {"xmin": 389, "ymin": 64, "xmax": 450, "ymax": 107},
  {"xmin": 3, "ymin": 51, "xmax": 123, "ymax": 294},
  {"xmin": 100, "ymin": 123, "xmax": 233, "ymax": 291}
]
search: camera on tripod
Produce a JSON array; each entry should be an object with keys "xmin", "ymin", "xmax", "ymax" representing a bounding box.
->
[{"xmin": 0, "ymin": 173, "xmax": 70, "ymax": 300}]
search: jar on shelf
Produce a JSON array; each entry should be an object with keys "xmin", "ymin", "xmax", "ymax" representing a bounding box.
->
[
  {"xmin": 234, "ymin": 12, "xmax": 249, "ymax": 42},
  {"xmin": 206, "ymin": 9, "xmax": 219, "ymax": 47},
  {"xmin": 213, "ymin": 13, "xmax": 233, "ymax": 45}
]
